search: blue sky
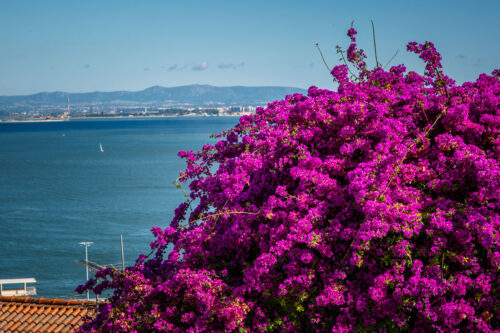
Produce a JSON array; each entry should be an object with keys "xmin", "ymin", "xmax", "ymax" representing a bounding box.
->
[{"xmin": 0, "ymin": 0, "xmax": 498, "ymax": 95}]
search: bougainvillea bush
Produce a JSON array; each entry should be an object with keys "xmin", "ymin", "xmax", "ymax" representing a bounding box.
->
[{"xmin": 78, "ymin": 27, "xmax": 499, "ymax": 332}]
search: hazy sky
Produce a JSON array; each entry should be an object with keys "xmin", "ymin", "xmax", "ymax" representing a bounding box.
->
[{"xmin": 0, "ymin": 0, "xmax": 499, "ymax": 95}]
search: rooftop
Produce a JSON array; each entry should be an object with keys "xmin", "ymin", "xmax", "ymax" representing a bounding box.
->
[
  {"xmin": 0, "ymin": 278, "xmax": 36, "ymax": 284},
  {"xmin": 0, "ymin": 278, "xmax": 37, "ymax": 297},
  {"xmin": 0, "ymin": 295, "xmax": 94, "ymax": 332}
]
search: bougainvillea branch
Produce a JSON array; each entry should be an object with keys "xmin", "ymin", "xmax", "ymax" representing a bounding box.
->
[
  {"xmin": 315, "ymin": 42, "xmax": 331, "ymax": 73},
  {"xmin": 78, "ymin": 25, "xmax": 499, "ymax": 332},
  {"xmin": 371, "ymin": 20, "xmax": 380, "ymax": 68},
  {"xmin": 383, "ymin": 49, "xmax": 399, "ymax": 70}
]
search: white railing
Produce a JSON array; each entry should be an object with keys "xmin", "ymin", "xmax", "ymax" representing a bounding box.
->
[{"xmin": 26, "ymin": 286, "xmax": 37, "ymax": 296}]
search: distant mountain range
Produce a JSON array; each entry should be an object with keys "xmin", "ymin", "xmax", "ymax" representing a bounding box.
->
[{"xmin": 0, "ymin": 85, "xmax": 307, "ymax": 110}]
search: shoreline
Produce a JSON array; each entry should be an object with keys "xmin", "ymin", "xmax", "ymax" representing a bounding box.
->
[{"xmin": 0, "ymin": 113, "xmax": 248, "ymax": 124}]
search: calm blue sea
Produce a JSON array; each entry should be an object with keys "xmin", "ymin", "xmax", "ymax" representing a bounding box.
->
[{"xmin": 0, "ymin": 117, "xmax": 239, "ymax": 299}]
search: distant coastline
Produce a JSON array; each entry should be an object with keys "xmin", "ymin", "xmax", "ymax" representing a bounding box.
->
[
  {"xmin": 0, "ymin": 84, "xmax": 306, "ymax": 123},
  {"xmin": 0, "ymin": 113, "xmax": 249, "ymax": 124}
]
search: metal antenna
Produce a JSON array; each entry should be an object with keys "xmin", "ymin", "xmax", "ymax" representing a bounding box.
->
[
  {"xmin": 120, "ymin": 235, "xmax": 125, "ymax": 272},
  {"xmin": 79, "ymin": 241, "xmax": 93, "ymax": 300}
]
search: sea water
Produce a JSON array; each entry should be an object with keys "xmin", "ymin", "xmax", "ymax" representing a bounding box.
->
[{"xmin": 0, "ymin": 117, "xmax": 239, "ymax": 298}]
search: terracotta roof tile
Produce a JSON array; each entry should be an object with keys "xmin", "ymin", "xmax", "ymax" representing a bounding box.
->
[
  {"xmin": 49, "ymin": 323, "xmax": 60, "ymax": 332},
  {"xmin": 0, "ymin": 311, "xmax": 9, "ymax": 321},
  {"xmin": 28, "ymin": 305, "xmax": 38, "ymax": 315},
  {"xmin": 57, "ymin": 323, "xmax": 69, "ymax": 332},
  {"xmin": 3, "ymin": 320, "xmax": 15, "ymax": 330},
  {"xmin": 10, "ymin": 320, "xmax": 22, "ymax": 331},
  {"xmin": 14, "ymin": 311, "xmax": 25, "ymax": 322},
  {"xmin": 40, "ymin": 322, "xmax": 51, "ymax": 332},
  {"xmin": 6, "ymin": 310, "xmax": 18, "ymax": 321},
  {"xmin": 72, "ymin": 307, "xmax": 83, "ymax": 317},
  {"xmin": 33, "ymin": 322, "xmax": 44, "ymax": 331},
  {"xmin": 53, "ymin": 323, "xmax": 65, "ymax": 333},
  {"xmin": 62, "ymin": 314, "xmax": 73, "ymax": 325},
  {"xmin": 57, "ymin": 306, "xmax": 67, "ymax": 316},
  {"xmin": 25, "ymin": 322, "xmax": 37, "ymax": 332},
  {"xmin": 70, "ymin": 314, "xmax": 83, "ymax": 326},
  {"xmin": 51, "ymin": 312, "xmax": 61, "ymax": 321},
  {"xmin": 0, "ymin": 295, "xmax": 95, "ymax": 332},
  {"xmin": 38, "ymin": 313, "xmax": 49, "ymax": 324},
  {"xmin": 28, "ymin": 312, "xmax": 41, "ymax": 323},
  {"xmin": 18, "ymin": 321, "xmax": 30, "ymax": 331}
]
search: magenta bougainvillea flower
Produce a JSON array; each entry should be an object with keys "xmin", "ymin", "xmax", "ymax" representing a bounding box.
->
[{"xmin": 78, "ymin": 27, "xmax": 499, "ymax": 332}]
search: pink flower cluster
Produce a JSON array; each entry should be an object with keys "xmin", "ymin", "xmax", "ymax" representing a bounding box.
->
[{"xmin": 77, "ymin": 27, "xmax": 499, "ymax": 332}]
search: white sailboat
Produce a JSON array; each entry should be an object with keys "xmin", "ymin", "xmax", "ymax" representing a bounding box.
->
[{"xmin": 99, "ymin": 143, "xmax": 104, "ymax": 152}]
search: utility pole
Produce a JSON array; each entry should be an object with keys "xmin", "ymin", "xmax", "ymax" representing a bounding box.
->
[{"xmin": 79, "ymin": 241, "xmax": 93, "ymax": 300}]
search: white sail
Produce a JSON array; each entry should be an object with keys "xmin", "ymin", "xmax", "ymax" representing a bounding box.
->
[{"xmin": 99, "ymin": 143, "xmax": 104, "ymax": 152}]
